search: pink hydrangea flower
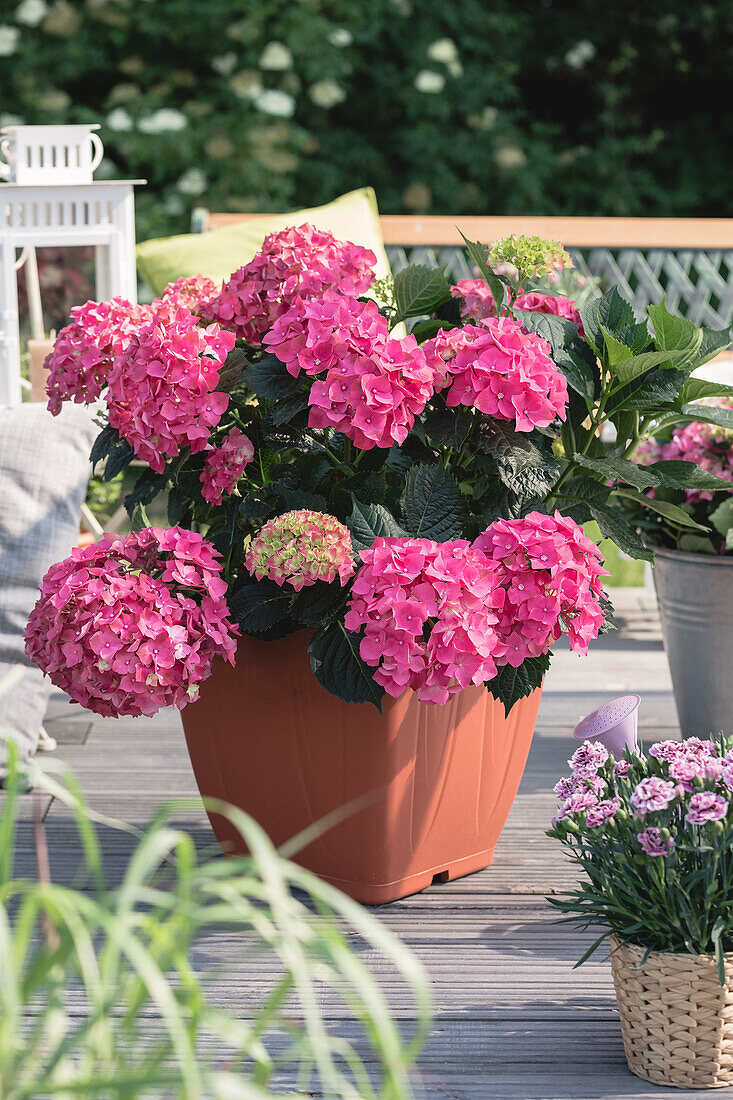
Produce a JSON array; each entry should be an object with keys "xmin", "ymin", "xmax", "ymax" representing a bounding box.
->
[
  {"xmin": 204, "ymin": 224, "xmax": 377, "ymax": 343},
  {"xmin": 25, "ymin": 527, "xmax": 238, "ymax": 718},
  {"xmin": 568, "ymin": 740, "xmax": 609, "ymax": 777},
  {"xmin": 345, "ymin": 536, "xmax": 503, "ymax": 705},
  {"xmin": 686, "ymin": 791, "xmax": 729, "ymax": 825},
  {"xmin": 630, "ymin": 776, "xmax": 678, "ymax": 817},
  {"xmin": 585, "ymin": 797, "xmax": 622, "ymax": 828},
  {"xmin": 514, "ymin": 290, "xmax": 585, "ymax": 337},
  {"xmin": 45, "ymin": 298, "xmax": 153, "ymax": 415},
  {"xmin": 200, "ymin": 427, "xmax": 255, "ymax": 505},
  {"xmin": 244, "ymin": 510, "xmax": 355, "ymax": 591},
  {"xmin": 450, "ymin": 279, "xmax": 496, "ymax": 322},
  {"xmin": 637, "ymin": 827, "xmax": 675, "ymax": 857},
  {"xmin": 473, "ymin": 511, "xmax": 608, "ymax": 665},
  {"xmin": 652, "ymin": 399, "xmax": 733, "ymax": 503},
  {"xmin": 264, "ymin": 293, "xmax": 387, "ymax": 377},
  {"xmin": 156, "ymin": 274, "xmax": 222, "ymax": 316},
  {"xmin": 423, "ymin": 316, "xmax": 568, "ymax": 432},
  {"xmin": 107, "ymin": 304, "xmax": 234, "ymax": 473}
]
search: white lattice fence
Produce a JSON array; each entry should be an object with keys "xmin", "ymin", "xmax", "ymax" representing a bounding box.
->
[{"xmin": 386, "ymin": 246, "xmax": 733, "ymax": 327}]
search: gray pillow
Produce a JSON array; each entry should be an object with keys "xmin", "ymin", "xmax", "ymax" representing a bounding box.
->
[{"xmin": 0, "ymin": 402, "xmax": 98, "ymax": 766}]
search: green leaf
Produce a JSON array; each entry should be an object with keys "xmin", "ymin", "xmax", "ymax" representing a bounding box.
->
[
  {"xmin": 242, "ymin": 354, "xmax": 302, "ymax": 401},
  {"xmin": 573, "ymin": 453, "xmax": 658, "ymax": 492},
  {"xmin": 612, "ymin": 348, "xmax": 690, "ymax": 384},
  {"xmin": 124, "ymin": 468, "xmax": 168, "ymax": 518},
  {"xmin": 411, "ymin": 318, "xmax": 448, "ymax": 342},
  {"xmin": 678, "ymin": 534, "xmax": 718, "ymax": 554},
  {"xmin": 393, "ymin": 264, "xmax": 451, "ymax": 321},
  {"xmin": 423, "ymin": 409, "xmax": 473, "ymax": 449},
  {"xmin": 291, "ymin": 583, "xmax": 348, "ymax": 628},
  {"xmin": 90, "ymin": 424, "xmax": 135, "ymax": 481},
  {"xmin": 680, "ymin": 403, "xmax": 733, "ymax": 431},
  {"xmin": 402, "ymin": 463, "xmax": 465, "ymax": 540},
  {"xmin": 599, "ymin": 324, "xmax": 634, "ymax": 368},
  {"xmin": 649, "ymin": 460, "xmax": 733, "ymax": 493},
  {"xmin": 130, "ymin": 502, "xmax": 151, "ymax": 532},
  {"xmin": 648, "ymin": 296, "xmax": 704, "ymax": 370},
  {"xmin": 579, "ymin": 288, "xmax": 640, "ymax": 356},
  {"xmin": 680, "ymin": 378, "xmax": 733, "ymax": 403},
  {"xmin": 458, "ymin": 232, "xmax": 506, "ymax": 317},
  {"xmin": 588, "ymin": 502, "xmax": 654, "ymax": 561},
  {"xmin": 308, "ymin": 622, "xmax": 384, "ymax": 710},
  {"xmin": 614, "ymin": 488, "xmax": 709, "ymax": 531},
  {"xmin": 710, "ymin": 497, "xmax": 733, "ymax": 537},
  {"xmin": 485, "ymin": 653, "xmax": 550, "ymax": 717},
  {"xmin": 347, "ymin": 499, "xmax": 405, "ymax": 557},
  {"xmin": 607, "ymin": 367, "xmax": 689, "ymax": 413},
  {"xmin": 167, "ymin": 486, "xmax": 191, "ymax": 527},
  {"xmin": 276, "ymin": 486, "xmax": 330, "ymax": 513},
  {"xmin": 696, "ymin": 325, "xmax": 732, "ymax": 367},
  {"xmin": 514, "ymin": 309, "xmax": 597, "ymax": 400},
  {"xmin": 227, "ymin": 581, "xmax": 292, "ymax": 633},
  {"xmin": 270, "ymin": 389, "xmax": 309, "ymax": 426}
]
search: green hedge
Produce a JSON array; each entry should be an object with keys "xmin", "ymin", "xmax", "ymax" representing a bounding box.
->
[{"xmin": 3, "ymin": 1, "xmax": 730, "ymax": 240}]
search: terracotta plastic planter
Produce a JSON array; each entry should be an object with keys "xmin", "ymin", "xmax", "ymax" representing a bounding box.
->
[{"xmin": 182, "ymin": 631, "xmax": 542, "ymax": 904}]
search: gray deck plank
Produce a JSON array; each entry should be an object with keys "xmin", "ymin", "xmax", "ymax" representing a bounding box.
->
[{"xmin": 14, "ymin": 591, "xmax": 712, "ymax": 1098}]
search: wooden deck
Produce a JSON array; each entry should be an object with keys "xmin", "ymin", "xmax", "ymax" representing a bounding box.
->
[{"xmin": 17, "ymin": 586, "xmax": 711, "ymax": 1098}]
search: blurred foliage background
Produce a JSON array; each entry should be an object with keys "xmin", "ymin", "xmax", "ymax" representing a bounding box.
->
[{"xmin": 2, "ymin": 0, "xmax": 731, "ymax": 243}]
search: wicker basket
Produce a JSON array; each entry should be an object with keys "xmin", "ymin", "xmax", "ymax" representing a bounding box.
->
[{"xmin": 610, "ymin": 935, "xmax": 733, "ymax": 1088}]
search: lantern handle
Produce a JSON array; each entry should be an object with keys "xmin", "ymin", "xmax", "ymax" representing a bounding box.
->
[
  {"xmin": 0, "ymin": 138, "xmax": 11, "ymax": 180},
  {"xmin": 89, "ymin": 133, "xmax": 103, "ymax": 174}
]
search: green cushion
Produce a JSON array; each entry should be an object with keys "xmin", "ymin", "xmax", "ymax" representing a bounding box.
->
[{"xmin": 136, "ymin": 187, "xmax": 390, "ymax": 295}]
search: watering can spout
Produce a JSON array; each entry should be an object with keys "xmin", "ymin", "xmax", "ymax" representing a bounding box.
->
[{"xmin": 573, "ymin": 694, "xmax": 641, "ymax": 757}]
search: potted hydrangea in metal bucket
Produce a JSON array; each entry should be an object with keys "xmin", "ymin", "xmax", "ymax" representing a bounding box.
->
[
  {"xmin": 25, "ymin": 228, "xmax": 731, "ymax": 902},
  {"xmin": 622, "ymin": 389, "xmax": 733, "ymax": 737},
  {"xmin": 550, "ymin": 724, "xmax": 733, "ymax": 1089}
]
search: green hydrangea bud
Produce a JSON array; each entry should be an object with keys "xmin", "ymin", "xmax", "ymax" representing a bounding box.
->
[{"xmin": 489, "ymin": 234, "xmax": 573, "ymax": 282}]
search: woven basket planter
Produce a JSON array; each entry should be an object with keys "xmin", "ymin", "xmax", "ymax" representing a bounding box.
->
[{"xmin": 610, "ymin": 935, "xmax": 733, "ymax": 1088}]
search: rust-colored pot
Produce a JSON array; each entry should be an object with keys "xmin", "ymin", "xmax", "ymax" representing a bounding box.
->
[{"xmin": 182, "ymin": 631, "xmax": 541, "ymax": 904}]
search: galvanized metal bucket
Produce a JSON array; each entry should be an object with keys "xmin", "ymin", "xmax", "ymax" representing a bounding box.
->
[{"xmin": 653, "ymin": 547, "xmax": 733, "ymax": 737}]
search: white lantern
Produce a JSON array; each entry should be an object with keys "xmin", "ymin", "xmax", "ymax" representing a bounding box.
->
[{"xmin": 0, "ymin": 124, "xmax": 145, "ymax": 406}]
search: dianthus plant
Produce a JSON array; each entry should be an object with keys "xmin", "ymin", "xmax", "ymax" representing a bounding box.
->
[
  {"xmin": 37, "ymin": 225, "xmax": 732, "ymax": 717},
  {"xmin": 549, "ymin": 734, "xmax": 733, "ymax": 981}
]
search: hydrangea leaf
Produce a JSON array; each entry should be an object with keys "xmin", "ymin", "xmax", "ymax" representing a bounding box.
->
[
  {"xmin": 485, "ymin": 653, "xmax": 550, "ymax": 717},
  {"xmin": 308, "ymin": 623, "xmax": 384, "ymax": 710},
  {"xmin": 402, "ymin": 463, "xmax": 465, "ymax": 540},
  {"xmin": 393, "ymin": 264, "xmax": 451, "ymax": 322}
]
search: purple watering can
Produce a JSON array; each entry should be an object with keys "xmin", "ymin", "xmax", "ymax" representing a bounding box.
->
[{"xmin": 572, "ymin": 694, "xmax": 641, "ymax": 757}]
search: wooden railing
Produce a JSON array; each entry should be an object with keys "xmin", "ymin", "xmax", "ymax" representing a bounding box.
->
[{"xmin": 200, "ymin": 213, "xmax": 733, "ymax": 327}]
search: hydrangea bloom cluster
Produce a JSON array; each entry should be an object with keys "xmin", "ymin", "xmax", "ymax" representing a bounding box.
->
[
  {"xmin": 424, "ymin": 316, "xmax": 568, "ymax": 432},
  {"xmin": 345, "ymin": 536, "xmax": 503, "ymax": 705},
  {"xmin": 264, "ymin": 292, "xmax": 439, "ymax": 449},
  {"xmin": 474, "ymin": 511, "xmax": 607, "ymax": 665},
  {"xmin": 107, "ymin": 304, "xmax": 235, "ymax": 473},
  {"xmin": 25, "ymin": 527, "xmax": 238, "ymax": 718},
  {"xmin": 45, "ymin": 297, "xmax": 152, "ymax": 414},
  {"xmin": 204, "ymin": 223, "xmax": 377, "ymax": 343},
  {"xmin": 200, "ymin": 427, "xmax": 255, "ymax": 505},
  {"xmin": 488, "ymin": 235, "xmax": 573, "ymax": 282},
  {"xmin": 450, "ymin": 279, "xmax": 496, "ymax": 322},
  {"xmin": 157, "ymin": 274, "xmax": 222, "ymax": 316},
  {"xmin": 655, "ymin": 399, "xmax": 733, "ymax": 503},
  {"xmin": 245, "ymin": 510, "xmax": 355, "ymax": 591},
  {"xmin": 514, "ymin": 290, "xmax": 585, "ymax": 337}
]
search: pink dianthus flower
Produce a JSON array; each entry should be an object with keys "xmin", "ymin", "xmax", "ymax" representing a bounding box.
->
[
  {"xmin": 244, "ymin": 510, "xmax": 355, "ymax": 592},
  {"xmin": 630, "ymin": 776, "xmax": 677, "ymax": 817},
  {"xmin": 585, "ymin": 797, "xmax": 622, "ymax": 828},
  {"xmin": 24, "ymin": 527, "xmax": 238, "ymax": 718},
  {"xmin": 204, "ymin": 224, "xmax": 377, "ymax": 343},
  {"xmin": 686, "ymin": 791, "xmax": 729, "ymax": 825},
  {"xmin": 637, "ymin": 827, "xmax": 675, "ymax": 857},
  {"xmin": 568, "ymin": 740, "xmax": 609, "ymax": 777},
  {"xmin": 200, "ymin": 427, "xmax": 255, "ymax": 505}
]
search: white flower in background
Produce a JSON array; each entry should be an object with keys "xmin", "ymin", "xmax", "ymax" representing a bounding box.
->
[
  {"xmin": 328, "ymin": 27, "xmax": 352, "ymax": 47},
  {"xmin": 230, "ymin": 70, "xmax": 263, "ymax": 99},
  {"xmin": 37, "ymin": 88, "xmax": 71, "ymax": 111},
  {"xmin": 0, "ymin": 113, "xmax": 24, "ymax": 127},
  {"xmin": 414, "ymin": 69, "xmax": 445, "ymax": 94},
  {"xmin": 176, "ymin": 167, "xmax": 207, "ymax": 195},
  {"xmin": 494, "ymin": 144, "xmax": 527, "ymax": 170},
  {"xmin": 164, "ymin": 193, "xmax": 185, "ymax": 216},
  {"xmin": 95, "ymin": 156, "xmax": 118, "ymax": 179},
  {"xmin": 212, "ymin": 52, "xmax": 237, "ymax": 75},
  {"xmin": 468, "ymin": 105, "xmax": 499, "ymax": 130},
  {"xmin": 106, "ymin": 107, "xmax": 134, "ymax": 132},
  {"xmin": 0, "ymin": 25, "xmax": 20, "ymax": 55},
  {"xmin": 427, "ymin": 38, "xmax": 458, "ymax": 65},
  {"xmin": 15, "ymin": 0, "xmax": 48, "ymax": 26},
  {"xmin": 253, "ymin": 88, "xmax": 296, "ymax": 118},
  {"xmin": 138, "ymin": 108, "xmax": 188, "ymax": 134},
  {"xmin": 259, "ymin": 41, "xmax": 292, "ymax": 71},
  {"xmin": 564, "ymin": 40, "xmax": 596, "ymax": 69},
  {"xmin": 309, "ymin": 79, "xmax": 346, "ymax": 109}
]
